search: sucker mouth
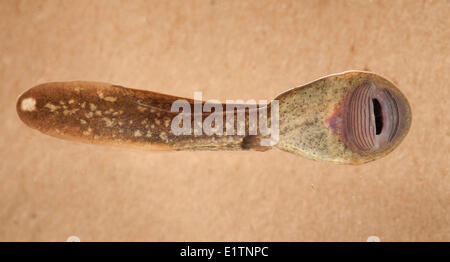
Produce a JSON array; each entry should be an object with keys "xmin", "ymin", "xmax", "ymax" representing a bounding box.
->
[
  {"xmin": 372, "ymin": 98, "xmax": 383, "ymax": 135},
  {"xmin": 344, "ymin": 80, "xmax": 405, "ymax": 153}
]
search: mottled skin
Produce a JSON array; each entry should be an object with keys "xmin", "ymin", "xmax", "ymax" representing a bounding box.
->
[
  {"xmin": 16, "ymin": 81, "xmax": 269, "ymax": 152},
  {"xmin": 16, "ymin": 71, "xmax": 412, "ymax": 165},
  {"xmin": 275, "ymin": 71, "xmax": 411, "ymax": 164}
]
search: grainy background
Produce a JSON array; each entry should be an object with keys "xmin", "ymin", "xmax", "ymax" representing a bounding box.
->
[{"xmin": 0, "ymin": 0, "xmax": 448, "ymax": 241}]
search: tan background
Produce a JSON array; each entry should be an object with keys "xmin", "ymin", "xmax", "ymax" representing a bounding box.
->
[{"xmin": 0, "ymin": 0, "xmax": 449, "ymax": 241}]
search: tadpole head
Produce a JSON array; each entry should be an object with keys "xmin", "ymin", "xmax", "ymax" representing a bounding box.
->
[{"xmin": 275, "ymin": 71, "xmax": 412, "ymax": 164}]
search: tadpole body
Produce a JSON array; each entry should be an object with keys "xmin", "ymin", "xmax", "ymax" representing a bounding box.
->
[
  {"xmin": 275, "ymin": 71, "xmax": 411, "ymax": 164},
  {"xmin": 16, "ymin": 71, "xmax": 411, "ymax": 165}
]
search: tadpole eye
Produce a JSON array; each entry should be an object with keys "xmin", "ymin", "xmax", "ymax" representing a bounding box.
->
[{"xmin": 344, "ymin": 80, "xmax": 409, "ymax": 153}]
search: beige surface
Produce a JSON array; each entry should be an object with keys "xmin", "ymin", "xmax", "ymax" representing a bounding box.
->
[{"xmin": 0, "ymin": 0, "xmax": 449, "ymax": 241}]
